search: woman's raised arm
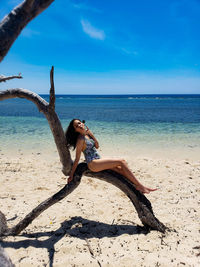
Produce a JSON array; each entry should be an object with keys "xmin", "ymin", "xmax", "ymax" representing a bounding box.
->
[{"xmin": 86, "ymin": 127, "xmax": 99, "ymax": 149}]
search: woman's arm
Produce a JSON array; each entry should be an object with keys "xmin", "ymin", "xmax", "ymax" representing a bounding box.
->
[
  {"xmin": 68, "ymin": 137, "xmax": 84, "ymax": 183},
  {"xmin": 86, "ymin": 127, "xmax": 99, "ymax": 149}
]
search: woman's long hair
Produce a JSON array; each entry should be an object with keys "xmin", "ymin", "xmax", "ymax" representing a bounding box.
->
[{"xmin": 65, "ymin": 119, "xmax": 81, "ymax": 150}]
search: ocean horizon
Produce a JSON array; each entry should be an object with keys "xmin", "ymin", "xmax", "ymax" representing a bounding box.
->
[{"xmin": 1, "ymin": 93, "xmax": 200, "ymax": 159}]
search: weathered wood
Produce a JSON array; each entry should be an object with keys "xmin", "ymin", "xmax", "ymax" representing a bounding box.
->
[
  {"xmin": 0, "ymin": 88, "xmax": 48, "ymax": 113},
  {"xmin": 0, "ymin": 0, "xmax": 164, "ymax": 263},
  {"xmin": 0, "ymin": 68, "xmax": 166, "ymax": 235},
  {"xmin": 0, "ymin": 0, "xmax": 55, "ymax": 62},
  {"xmin": 45, "ymin": 110, "xmax": 72, "ymax": 175},
  {"xmin": 49, "ymin": 66, "xmax": 55, "ymax": 109},
  {"xmin": 0, "ymin": 72, "xmax": 72, "ymax": 175},
  {"xmin": 1, "ymin": 163, "xmax": 166, "ymax": 236},
  {"xmin": 0, "ymin": 74, "xmax": 22, "ymax": 83},
  {"xmin": 0, "ymin": 211, "xmax": 7, "ymax": 236},
  {"xmin": 0, "ymin": 245, "xmax": 15, "ymax": 267},
  {"xmin": 3, "ymin": 164, "xmax": 87, "ymax": 236},
  {"xmin": 84, "ymin": 167, "xmax": 166, "ymax": 232},
  {"xmin": 0, "ymin": 87, "xmax": 72, "ymax": 175}
]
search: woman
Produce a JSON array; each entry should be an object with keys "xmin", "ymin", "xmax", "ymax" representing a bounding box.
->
[{"xmin": 65, "ymin": 119, "xmax": 157, "ymax": 194}]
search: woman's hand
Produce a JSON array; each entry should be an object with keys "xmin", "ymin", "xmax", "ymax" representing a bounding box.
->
[
  {"xmin": 85, "ymin": 126, "xmax": 94, "ymax": 138},
  {"xmin": 85, "ymin": 126, "xmax": 99, "ymax": 148},
  {"xmin": 85, "ymin": 125, "xmax": 91, "ymax": 135},
  {"xmin": 94, "ymin": 140, "xmax": 99, "ymax": 149}
]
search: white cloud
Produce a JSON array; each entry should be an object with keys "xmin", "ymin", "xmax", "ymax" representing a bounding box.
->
[
  {"xmin": 81, "ymin": 19, "xmax": 105, "ymax": 40},
  {"xmin": 21, "ymin": 28, "xmax": 40, "ymax": 38},
  {"xmin": 72, "ymin": 2, "xmax": 101, "ymax": 13},
  {"xmin": 120, "ymin": 47, "xmax": 138, "ymax": 56}
]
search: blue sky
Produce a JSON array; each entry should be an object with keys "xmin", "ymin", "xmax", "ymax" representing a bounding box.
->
[{"xmin": 0, "ymin": 0, "xmax": 200, "ymax": 94}]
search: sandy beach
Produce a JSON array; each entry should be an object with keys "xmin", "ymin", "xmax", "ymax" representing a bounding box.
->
[
  {"xmin": 1, "ymin": 0, "xmax": 200, "ymax": 264},
  {"xmin": 0, "ymin": 145, "xmax": 200, "ymax": 267}
]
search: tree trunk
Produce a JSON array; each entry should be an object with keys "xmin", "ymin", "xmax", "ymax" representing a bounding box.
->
[
  {"xmin": 0, "ymin": 86, "xmax": 72, "ymax": 175},
  {"xmin": 0, "ymin": 245, "xmax": 15, "ymax": 267},
  {"xmin": 0, "ymin": 68, "xmax": 167, "ymax": 235}
]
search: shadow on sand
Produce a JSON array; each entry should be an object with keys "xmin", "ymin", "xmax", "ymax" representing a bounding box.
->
[{"xmin": 1, "ymin": 216, "xmax": 149, "ymax": 267}]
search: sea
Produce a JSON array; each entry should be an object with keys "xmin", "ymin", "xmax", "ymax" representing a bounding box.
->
[{"xmin": 0, "ymin": 94, "xmax": 200, "ymax": 160}]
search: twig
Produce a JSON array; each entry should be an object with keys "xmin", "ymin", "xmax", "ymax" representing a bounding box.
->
[
  {"xmin": 85, "ymin": 239, "xmax": 94, "ymax": 257},
  {"xmin": 7, "ymin": 215, "xmax": 18, "ymax": 222},
  {"xmin": 97, "ymin": 242, "xmax": 102, "ymax": 256},
  {"xmin": 193, "ymin": 246, "xmax": 200, "ymax": 256},
  {"xmin": 85, "ymin": 239, "xmax": 102, "ymax": 267},
  {"xmin": 0, "ymin": 74, "xmax": 22, "ymax": 83}
]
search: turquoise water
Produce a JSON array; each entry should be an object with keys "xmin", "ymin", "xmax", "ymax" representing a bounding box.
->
[{"xmin": 0, "ymin": 95, "xmax": 200, "ymax": 158}]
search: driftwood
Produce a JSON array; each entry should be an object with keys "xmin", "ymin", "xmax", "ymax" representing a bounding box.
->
[
  {"xmin": 0, "ymin": 74, "xmax": 22, "ymax": 83},
  {"xmin": 0, "ymin": 244, "xmax": 15, "ymax": 267},
  {"xmin": 0, "ymin": 67, "xmax": 166, "ymax": 236},
  {"xmin": 0, "ymin": 0, "xmax": 55, "ymax": 62},
  {"xmin": 0, "ymin": 1, "xmax": 166, "ymax": 266},
  {"xmin": 0, "ymin": 68, "xmax": 72, "ymax": 175}
]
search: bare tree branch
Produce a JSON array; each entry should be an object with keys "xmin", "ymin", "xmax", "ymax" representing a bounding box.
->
[
  {"xmin": 0, "ymin": 0, "xmax": 55, "ymax": 62},
  {"xmin": 0, "ymin": 245, "xmax": 14, "ymax": 267},
  {"xmin": 2, "ymin": 163, "xmax": 166, "ymax": 237},
  {"xmin": 0, "ymin": 211, "xmax": 7, "ymax": 236},
  {"xmin": 3, "ymin": 164, "xmax": 86, "ymax": 236},
  {"xmin": 0, "ymin": 2, "xmax": 166, "ymax": 267},
  {"xmin": 0, "ymin": 69, "xmax": 72, "ymax": 176},
  {"xmin": 49, "ymin": 66, "xmax": 55, "ymax": 109},
  {"xmin": 0, "ymin": 69, "xmax": 166, "ymax": 237},
  {"xmin": 0, "ymin": 88, "xmax": 48, "ymax": 113},
  {"xmin": 84, "ymin": 168, "xmax": 166, "ymax": 233},
  {"xmin": 0, "ymin": 74, "xmax": 22, "ymax": 83}
]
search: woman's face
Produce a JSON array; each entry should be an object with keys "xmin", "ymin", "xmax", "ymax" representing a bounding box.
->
[{"xmin": 73, "ymin": 119, "xmax": 85, "ymax": 134}]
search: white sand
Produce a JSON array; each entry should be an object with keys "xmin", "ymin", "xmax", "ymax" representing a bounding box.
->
[{"xmin": 0, "ymin": 147, "xmax": 200, "ymax": 267}]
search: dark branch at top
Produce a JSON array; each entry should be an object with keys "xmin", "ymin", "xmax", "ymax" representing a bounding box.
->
[{"xmin": 0, "ymin": 0, "xmax": 55, "ymax": 62}]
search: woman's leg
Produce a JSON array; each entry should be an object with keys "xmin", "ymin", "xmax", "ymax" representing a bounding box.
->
[
  {"xmin": 88, "ymin": 159, "xmax": 157, "ymax": 194},
  {"xmin": 88, "ymin": 158, "xmax": 123, "ymax": 172}
]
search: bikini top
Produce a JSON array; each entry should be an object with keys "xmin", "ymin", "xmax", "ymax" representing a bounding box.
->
[{"xmin": 83, "ymin": 136, "xmax": 100, "ymax": 163}]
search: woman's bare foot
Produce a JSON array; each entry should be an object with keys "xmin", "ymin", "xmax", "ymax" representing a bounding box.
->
[{"xmin": 135, "ymin": 185, "xmax": 158, "ymax": 194}]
